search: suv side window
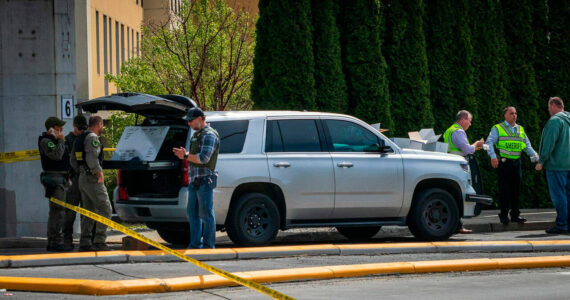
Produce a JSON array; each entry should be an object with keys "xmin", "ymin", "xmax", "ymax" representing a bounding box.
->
[
  {"xmin": 209, "ymin": 120, "xmax": 249, "ymax": 154},
  {"xmin": 324, "ymin": 119, "xmax": 380, "ymax": 152},
  {"xmin": 266, "ymin": 119, "xmax": 323, "ymax": 152}
]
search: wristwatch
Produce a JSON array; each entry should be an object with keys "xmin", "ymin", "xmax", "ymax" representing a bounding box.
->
[{"xmin": 184, "ymin": 152, "xmax": 189, "ymax": 160}]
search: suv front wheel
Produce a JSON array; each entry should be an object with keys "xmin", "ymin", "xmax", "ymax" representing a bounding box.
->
[
  {"xmin": 407, "ymin": 188, "xmax": 459, "ymax": 241},
  {"xmin": 226, "ymin": 192, "xmax": 280, "ymax": 246}
]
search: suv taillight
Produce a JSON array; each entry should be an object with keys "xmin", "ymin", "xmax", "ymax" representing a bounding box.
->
[
  {"xmin": 182, "ymin": 160, "xmax": 189, "ymax": 186},
  {"xmin": 117, "ymin": 169, "xmax": 123, "ymax": 186},
  {"xmin": 117, "ymin": 169, "xmax": 128, "ymax": 201},
  {"xmin": 118, "ymin": 186, "xmax": 128, "ymax": 201}
]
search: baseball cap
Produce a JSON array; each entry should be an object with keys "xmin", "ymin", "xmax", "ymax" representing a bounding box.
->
[
  {"xmin": 184, "ymin": 107, "xmax": 205, "ymax": 121},
  {"xmin": 45, "ymin": 116, "xmax": 66, "ymax": 130},
  {"xmin": 73, "ymin": 115, "xmax": 88, "ymax": 129}
]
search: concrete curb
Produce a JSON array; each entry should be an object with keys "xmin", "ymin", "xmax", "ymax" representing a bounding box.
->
[
  {"xmin": 1, "ymin": 255, "xmax": 570, "ymax": 295},
  {"xmin": 1, "ymin": 240, "xmax": 570, "ymax": 268},
  {"xmin": 234, "ymin": 244, "xmax": 340, "ymax": 259}
]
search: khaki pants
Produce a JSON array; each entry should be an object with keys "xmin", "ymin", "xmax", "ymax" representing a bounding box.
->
[{"xmin": 78, "ymin": 173, "xmax": 112, "ymax": 246}]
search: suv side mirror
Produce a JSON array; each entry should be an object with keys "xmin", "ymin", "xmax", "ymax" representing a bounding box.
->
[{"xmin": 379, "ymin": 139, "xmax": 393, "ymax": 153}]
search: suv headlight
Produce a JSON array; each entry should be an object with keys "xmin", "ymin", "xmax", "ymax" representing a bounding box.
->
[
  {"xmin": 460, "ymin": 162, "xmax": 471, "ymax": 184},
  {"xmin": 460, "ymin": 162, "xmax": 470, "ymax": 174}
]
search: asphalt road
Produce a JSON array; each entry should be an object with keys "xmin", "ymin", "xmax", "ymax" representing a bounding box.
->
[
  {"xmin": 2, "ymin": 250, "xmax": 570, "ymax": 299},
  {"xmin": 3, "ymin": 266, "xmax": 570, "ymax": 299}
]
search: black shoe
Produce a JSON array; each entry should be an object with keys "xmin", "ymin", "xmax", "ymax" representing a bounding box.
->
[
  {"xmin": 92, "ymin": 243, "xmax": 112, "ymax": 251},
  {"xmin": 78, "ymin": 245, "xmax": 96, "ymax": 252},
  {"xmin": 499, "ymin": 214, "xmax": 509, "ymax": 225},
  {"xmin": 62, "ymin": 244, "xmax": 74, "ymax": 251},
  {"xmin": 46, "ymin": 244, "xmax": 74, "ymax": 252},
  {"xmin": 545, "ymin": 227, "xmax": 568, "ymax": 234},
  {"xmin": 511, "ymin": 217, "xmax": 527, "ymax": 224}
]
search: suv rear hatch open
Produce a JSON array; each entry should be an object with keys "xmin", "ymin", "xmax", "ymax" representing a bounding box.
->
[{"xmin": 77, "ymin": 93, "xmax": 196, "ymax": 198}]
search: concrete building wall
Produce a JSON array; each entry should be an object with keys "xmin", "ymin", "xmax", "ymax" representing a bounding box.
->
[
  {"xmin": 0, "ymin": 0, "xmax": 76, "ymax": 238},
  {"xmin": 144, "ymin": 0, "xmax": 173, "ymax": 26},
  {"xmin": 227, "ymin": 0, "xmax": 258, "ymax": 16},
  {"xmin": 143, "ymin": 0, "xmax": 259, "ymax": 29}
]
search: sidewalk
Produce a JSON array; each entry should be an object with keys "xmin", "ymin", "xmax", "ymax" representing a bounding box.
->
[
  {"xmin": 462, "ymin": 208, "xmax": 556, "ymax": 232},
  {"xmin": 0, "ymin": 209, "xmax": 557, "ymax": 253}
]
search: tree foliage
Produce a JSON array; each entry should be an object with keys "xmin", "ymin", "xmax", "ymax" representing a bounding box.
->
[
  {"xmin": 108, "ymin": 0, "xmax": 255, "ymax": 111},
  {"xmin": 311, "ymin": 0, "xmax": 348, "ymax": 114},
  {"xmin": 381, "ymin": 0, "xmax": 433, "ymax": 136},
  {"xmin": 339, "ymin": 0, "xmax": 392, "ymax": 128},
  {"xmin": 546, "ymin": 0, "xmax": 570, "ymax": 103},
  {"xmin": 425, "ymin": 0, "xmax": 476, "ymax": 134},
  {"xmin": 252, "ymin": 0, "xmax": 316, "ymax": 110}
]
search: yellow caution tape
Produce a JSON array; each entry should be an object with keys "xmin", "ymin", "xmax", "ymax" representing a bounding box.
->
[
  {"xmin": 49, "ymin": 197, "xmax": 295, "ymax": 300},
  {"xmin": 0, "ymin": 149, "xmax": 116, "ymax": 164},
  {"xmin": 0, "ymin": 150, "xmax": 40, "ymax": 163}
]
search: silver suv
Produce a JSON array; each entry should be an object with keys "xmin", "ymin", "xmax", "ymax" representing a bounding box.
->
[{"xmin": 79, "ymin": 93, "xmax": 491, "ymax": 246}]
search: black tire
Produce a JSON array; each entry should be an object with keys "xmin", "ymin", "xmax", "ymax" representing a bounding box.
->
[
  {"xmin": 336, "ymin": 226, "xmax": 382, "ymax": 241},
  {"xmin": 156, "ymin": 227, "xmax": 190, "ymax": 246},
  {"xmin": 408, "ymin": 188, "xmax": 460, "ymax": 241},
  {"xmin": 226, "ymin": 192, "xmax": 280, "ymax": 246}
]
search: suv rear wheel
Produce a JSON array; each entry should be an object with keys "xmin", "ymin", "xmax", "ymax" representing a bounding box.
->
[
  {"xmin": 156, "ymin": 228, "xmax": 190, "ymax": 246},
  {"xmin": 408, "ymin": 188, "xmax": 459, "ymax": 241},
  {"xmin": 336, "ymin": 226, "xmax": 382, "ymax": 241},
  {"xmin": 226, "ymin": 192, "xmax": 280, "ymax": 246}
]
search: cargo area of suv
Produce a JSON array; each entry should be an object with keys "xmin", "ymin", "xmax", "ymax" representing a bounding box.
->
[
  {"xmin": 118, "ymin": 121, "xmax": 189, "ymax": 198},
  {"xmin": 77, "ymin": 93, "xmax": 196, "ymax": 201}
]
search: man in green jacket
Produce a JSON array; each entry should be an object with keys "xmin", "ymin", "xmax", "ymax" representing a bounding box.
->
[{"xmin": 536, "ymin": 97, "xmax": 570, "ymax": 234}]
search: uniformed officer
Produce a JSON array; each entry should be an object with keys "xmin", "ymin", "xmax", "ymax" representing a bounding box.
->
[
  {"xmin": 485, "ymin": 106, "xmax": 539, "ymax": 225},
  {"xmin": 443, "ymin": 110, "xmax": 485, "ymax": 234},
  {"xmin": 173, "ymin": 107, "xmax": 220, "ymax": 249},
  {"xmin": 39, "ymin": 117, "xmax": 73, "ymax": 252},
  {"xmin": 62, "ymin": 115, "xmax": 88, "ymax": 249},
  {"xmin": 70, "ymin": 116, "xmax": 112, "ymax": 251}
]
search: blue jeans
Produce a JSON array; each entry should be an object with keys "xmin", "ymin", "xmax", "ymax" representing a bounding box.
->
[
  {"xmin": 546, "ymin": 170, "xmax": 570, "ymax": 231},
  {"xmin": 187, "ymin": 176, "xmax": 217, "ymax": 248}
]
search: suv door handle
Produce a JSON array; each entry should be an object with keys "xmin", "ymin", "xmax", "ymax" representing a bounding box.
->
[
  {"xmin": 337, "ymin": 162, "xmax": 354, "ymax": 168},
  {"xmin": 273, "ymin": 162, "xmax": 291, "ymax": 168}
]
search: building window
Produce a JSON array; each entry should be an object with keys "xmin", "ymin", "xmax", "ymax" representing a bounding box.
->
[
  {"xmin": 115, "ymin": 21, "xmax": 119, "ymax": 75},
  {"xmin": 121, "ymin": 24, "xmax": 125, "ymax": 64},
  {"xmin": 108, "ymin": 17, "xmax": 112, "ymax": 74},
  {"xmin": 96, "ymin": 11, "xmax": 100, "ymax": 74},
  {"xmin": 103, "ymin": 14, "xmax": 108, "ymax": 95},
  {"xmin": 131, "ymin": 29, "xmax": 134, "ymax": 57},
  {"xmin": 127, "ymin": 27, "xmax": 130, "ymax": 60},
  {"xmin": 103, "ymin": 15, "xmax": 107, "ymax": 75},
  {"xmin": 136, "ymin": 32, "xmax": 140, "ymax": 56},
  {"xmin": 141, "ymin": 0, "xmax": 144, "ymax": 7}
]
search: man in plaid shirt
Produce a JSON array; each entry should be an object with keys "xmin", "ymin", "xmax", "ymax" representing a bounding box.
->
[{"xmin": 173, "ymin": 107, "xmax": 220, "ymax": 248}]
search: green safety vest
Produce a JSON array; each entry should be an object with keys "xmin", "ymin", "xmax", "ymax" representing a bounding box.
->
[
  {"xmin": 189, "ymin": 126, "xmax": 220, "ymax": 171},
  {"xmin": 443, "ymin": 123, "xmax": 466, "ymax": 156},
  {"xmin": 493, "ymin": 123, "xmax": 526, "ymax": 159}
]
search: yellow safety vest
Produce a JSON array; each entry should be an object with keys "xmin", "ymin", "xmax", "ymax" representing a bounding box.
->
[
  {"xmin": 494, "ymin": 123, "xmax": 526, "ymax": 159},
  {"xmin": 443, "ymin": 123, "xmax": 466, "ymax": 156}
]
